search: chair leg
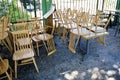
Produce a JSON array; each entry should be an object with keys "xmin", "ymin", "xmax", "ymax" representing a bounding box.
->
[
  {"xmin": 62, "ymin": 28, "xmax": 67, "ymax": 44},
  {"xmin": 5, "ymin": 72, "xmax": 12, "ymax": 80},
  {"xmin": 114, "ymin": 25, "xmax": 119, "ymax": 36},
  {"xmin": 68, "ymin": 33, "xmax": 76, "ymax": 53},
  {"xmin": 86, "ymin": 40, "xmax": 89, "ymax": 54},
  {"xmin": 1, "ymin": 40, "xmax": 12, "ymax": 54},
  {"xmin": 32, "ymin": 57, "xmax": 39, "ymax": 73},
  {"xmin": 9, "ymin": 65, "xmax": 13, "ymax": 78},
  {"xmin": 14, "ymin": 61, "xmax": 17, "ymax": 78},
  {"xmin": 57, "ymin": 23, "xmax": 61, "ymax": 37},
  {"xmin": 36, "ymin": 42, "xmax": 39, "ymax": 56},
  {"xmin": 47, "ymin": 38, "xmax": 56, "ymax": 56}
]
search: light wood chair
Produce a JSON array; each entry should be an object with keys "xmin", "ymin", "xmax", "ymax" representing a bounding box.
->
[
  {"xmin": 79, "ymin": 15, "xmax": 111, "ymax": 54},
  {"xmin": 54, "ymin": 10, "xmax": 64, "ymax": 37},
  {"xmin": 0, "ymin": 16, "xmax": 13, "ymax": 54},
  {"xmin": 88, "ymin": 14, "xmax": 113, "ymax": 33},
  {"xmin": 0, "ymin": 16, "xmax": 7, "ymax": 37},
  {"xmin": 68, "ymin": 12, "xmax": 91, "ymax": 53},
  {"xmin": 0, "ymin": 56, "xmax": 12, "ymax": 80},
  {"xmin": 31, "ymin": 20, "xmax": 56, "ymax": 56},
  {"xmin": 61, "ymin": 12, "xmax": 77, "ymax": 44},
  {"xmin": 12, "ymin": 30, "xmax": 39, "ymax": 78}
]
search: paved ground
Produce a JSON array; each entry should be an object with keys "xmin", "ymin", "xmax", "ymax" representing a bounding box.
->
[{"xmin": 0, "ymin": 27, "xmax": 120, "ymax": 80}]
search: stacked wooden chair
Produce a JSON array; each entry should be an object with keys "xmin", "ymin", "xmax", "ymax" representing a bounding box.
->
[
  {"xmin": 12, "ymin": 30, "xmax": 39, "ymax": 78},
  {"xmin": 68, "ymin": 11, "xmax": 112, "ymax": 54},
  {"xmin": 0, "ymin": 56, "xmax": 12, "ymax": 80}
]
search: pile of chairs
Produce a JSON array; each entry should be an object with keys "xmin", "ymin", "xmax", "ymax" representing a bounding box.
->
[
  {"xmin": 53, "ymin": 8, "xmax": 112, "ymax": 54},
  {"xmin": 0, "ymin": 17, "xmax": 56, "ymax": 79}
]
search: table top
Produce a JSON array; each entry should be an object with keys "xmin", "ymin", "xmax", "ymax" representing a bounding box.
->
[{"xmin": 0, "ymin": 32, "xmax": 8, "ymax": 40}]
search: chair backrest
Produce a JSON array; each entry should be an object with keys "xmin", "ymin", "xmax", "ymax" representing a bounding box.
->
[
  {"xmin": 12, "ymin": 30, "xmax": 32, "ymax": 52},
  {"xmin": 104, "ymin": 14, "xmax": 112, "ymax": 29},
  {"xmin": 0, "ymin": 16, "xmax": 8, "ymax": 37},
  {"xmin": 12, "ymin": 22, "xmax": 28, "ymax": 31},
  {"xmin": 16, "ymin": 19, "xmax": 26, "ymax": 23}
]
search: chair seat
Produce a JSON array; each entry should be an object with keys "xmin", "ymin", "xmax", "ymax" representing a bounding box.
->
[
  {"xmin": 32, "ymin": 33, "xmax": 53, "ymax": 42},
  {"xmin": 70, "ymin": 28, "xmax": 90, "ymax": 36},
  {"xmin": 13, "ymin": 48, "xmax": 34, "ymax": 60},
  {"xmin": 82, "ymin": 31, "xmax": 109, "ymax": 39},
  {"xmin": 0, "ymin": 59, "xmax": 9, "ymax": 75},
  {"xmin": 16, "ymin": 38, "xmax": 32, "ymax": 46},
  {"xmin": 89, "ymin": 26, "xmax": 106, "ymax": 33}
]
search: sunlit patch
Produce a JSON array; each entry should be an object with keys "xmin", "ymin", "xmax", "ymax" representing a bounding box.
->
[
  {"xmin": 64, "ymin": 70, "xmax": 78, "ymax": 80},
  {"xmin": 106, "ymin": 70, "xmax": 116, "ymax": 76},
  {"xmin": 64, "ymin": 73, "xmax": 74, "ymax": 80},
  {"xmin": 87, "ymin": 69, "xmax": 92, "ymax": 73},
  {"xmin": 100, "ymin": 69, "xmax": 106, "ymax": 74},
  {"xmin": 113, "ymin": 64, "xmax": 119, "ymax": 69},
  {"xmin": 107, "ymin": 77, "xmax": 116, "ymax": 80},
  {"xmin": 118, "ymin": 68, "xmax": 120, "ymax": 75},
  {"xmin": 81, "ymin": 72, "xmax": 86, "ymax": 77},
  {"xmin": 91, "ymin": 73, "xmax": 98, "ymax": 80}
]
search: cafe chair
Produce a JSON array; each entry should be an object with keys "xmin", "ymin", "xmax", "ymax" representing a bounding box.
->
[
  {"xmin": 61, "ymin": 11, "xmax": 78, "ymax": 44},
  {"xmin": 79, "ymin": 15, "xmax": 110, "ymax": 54},
  {"xmin": 0, "ymin": 56, "xmax": 12, "ymax": 80},
  {"xmin": 54, "ymin": 10, "xmax": 64, "ymax": 37},
  {"xmin": 32, "ymin": 20, "xmax": 56, "ymax": 56},
  {"xmin": 88, "ymin": 14, "xmax": 113, "ymax": 33},
  {"xmin": 68, "ymin": 12, "xmax": 91, "ymax": 53},
  {"xmin": 0, "ymin": 16, "xmax": 12, "ymax": 54},
  {"xmin": 12, "ymin": 30, "xmax": 39, "ymax": 78}
]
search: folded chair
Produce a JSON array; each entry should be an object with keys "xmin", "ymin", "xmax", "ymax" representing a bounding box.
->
[
  {"xmin": 0, "ymin": 56, "xmax": 12, "ymax": 80},
  {"xmin": 12, "ymin": 30, "xmax": 39, "ymax": 78}
]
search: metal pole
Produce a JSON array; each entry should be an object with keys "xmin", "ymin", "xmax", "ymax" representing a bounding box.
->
[{"xmin": 33, "ymin": 0, "xmax": 37, "ymax": 17}]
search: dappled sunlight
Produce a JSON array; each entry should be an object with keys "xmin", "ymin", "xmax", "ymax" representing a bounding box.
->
[
  {"xmin": 59, "ymin": 63, "xmax": 120, "ymax": 80},
  {"xmin": 88, "ymin": 64, "xmax": 120, "ymax": 80},
  {"xmin": 61, "ymin": 70, "xmax": 79, "ymax": 80}
]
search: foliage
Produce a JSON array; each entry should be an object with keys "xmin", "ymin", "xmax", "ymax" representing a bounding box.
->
[
  {"xmin": 0, "ymin": 0, "xmax": 30, "ymax": 22},
  {"xmin": 0, "ymin": 0, "xmax": 9, "ymax": 16}
]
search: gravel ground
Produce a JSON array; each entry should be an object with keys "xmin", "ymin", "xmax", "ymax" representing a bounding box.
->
[{"xmin": 0, "ymin": 27, "xmax": 120, "ymax": 80}]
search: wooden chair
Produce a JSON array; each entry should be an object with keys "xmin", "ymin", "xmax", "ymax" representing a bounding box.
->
[
  {"xmin": 32, "ymin": 20, "xmax": 56, "ymax": 56},
  {"xmin": 12, "ymin": 30, "xmax": 39, "ymax": 78},
  {"xmin": 0, "ymin": 16, "xmax": 7, "ymax": 37},
  {"xmin": 68, "ymin": 12, "xmax": 91, "ymax": 53},
  {"xmin": 0, "ymin": 56, "xmax": 12, "ymax": 80},
  {"xmin": 54, "ymin": 10, "xmax": 64, "ymax": 37},
  {"xmin": 79, "ymin": 15, "xmax": 110, "ymax": 54},
  {"xmin": 0, "ymin": 16, "xmax": 13, "ymax": 54},
  {"xmin": 88, "ymin": 14, "xmax": 113, "ymax": 33},
  {"xmin": 61, "ymin": 12, "xmax": 77, "ymax": 44},
  {"xmin": 28, "ymin": 21, "xmax": 46, "ymax": 56}
]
